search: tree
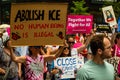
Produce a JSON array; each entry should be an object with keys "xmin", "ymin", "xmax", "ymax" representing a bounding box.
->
[{"xmin": 70, "ymin": 0, "xmax": 89, "ymax": 15}]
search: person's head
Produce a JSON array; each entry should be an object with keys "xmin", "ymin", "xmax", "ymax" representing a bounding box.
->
[
  {"xmin": 90, "ymin": 34, "xmax": 112, "ymax": 59},
  {"xmin": 115, "ymin": 33, "xmax": 120, "ymax": 45},
  {"xmin": 28, "ymin": 46, "xmax": 41, "ymax": 56},
  {"xmin": 3, "ymin": 39, "xmax": 16, "ymax": 50},
  {"xmin": 60, "ymin": 46, "xmax": 70, "ymax": 57},
  {"xmin": 67, "ymin": 36, "xmax": 75, "ymax": 48}
]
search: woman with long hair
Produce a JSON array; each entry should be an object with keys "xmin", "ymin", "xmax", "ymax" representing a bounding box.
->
[{"xmin": 8, "ymin": 40, "xmax": 66, "ymax": 80}]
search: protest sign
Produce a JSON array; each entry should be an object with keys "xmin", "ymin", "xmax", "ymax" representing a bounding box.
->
[
  {"xmin": 66, "ymin": 15, "xmax": 93, "ymax": 34},
  {"xmin": 10, "ymin": 3, "xmax": 68, "ymax": 46},
  {"xmin": 96, "ymin": 23, "xmax": 112, "ymax": 33},
  {"xmin": 102, "ymin": 6, "xmax": 117, "ymax": 27},
  {"xmin": 54, "ymin": 56, "xmax": 84, "ymax": 79}
]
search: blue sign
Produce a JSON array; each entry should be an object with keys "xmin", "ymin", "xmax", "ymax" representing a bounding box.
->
[
  {"xmin": 54, "ymin": 56, "xmax": 84, "ymax": 79},
  {"xmin": 117, "ymin": 17, "xmax": 120, "ymax": 32}
]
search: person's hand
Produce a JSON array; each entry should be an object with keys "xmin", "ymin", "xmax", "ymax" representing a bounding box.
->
[
  {"xmin": 46, "ymin": 47, "xmax": 53, "ymax": 53},
  {"xmin": 64, "ymin": 40, "xmax": 69, "ymax": 47},
  {"xmin": 0, "ymin": 68, "xmax": 5, "ymax": 75},
  {"xmin": 51, "ymin": 68, "xmax": 59, "ymax": 74},
  {"xmin": 116, "ymin": 76, "xmax": 120, "ymax": 80}
]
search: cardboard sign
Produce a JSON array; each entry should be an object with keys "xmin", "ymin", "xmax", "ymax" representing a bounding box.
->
[
  {"xmin": 10, "ymin": 3, "xmax": 68, "ymax": 46},
  {"xmin": 102, "ymin": 6, "xmax": 117, "ymax": 27},
  {"xmin": 54, "ymin": 56, "xmax": 84, "ymax": 79},
  {"xmin": 66, "ymin": 15, "xmax": 93, "ymax": 34}
]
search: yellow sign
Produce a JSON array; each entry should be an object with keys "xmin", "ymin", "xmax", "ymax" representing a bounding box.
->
[{"xmin": 10, "ymin": 3, "xmax": 68, "ymax": 46}]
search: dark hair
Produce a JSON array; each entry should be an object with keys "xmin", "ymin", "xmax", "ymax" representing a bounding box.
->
[
  {"xmin": 114, "ymin": 32, "xmax": 120, "ymax": 44},
  {"xmin": 90, "ymin": 34, "xmax": 107, "ymax": 55},
  {"xmin": 28, "ymin": 46, "xmax": 46, "ymax": 56},
  {"xmin": 28, "ymin": 46, "xmax": 40, "ymax": 56},
  {"xmin": 28, "ymin": 46, "xmax": 32, "ymax": 56},
  {"xmin": 60, "ymin": 46, "xmax": 71, "ymax": 57},
  {"xmin": 3, "ymin": 39, "xmax": 10, "ymax": 48},
  {"xmin": 116, "ymin": 33, "xmax": 120, "ymax": 39}
]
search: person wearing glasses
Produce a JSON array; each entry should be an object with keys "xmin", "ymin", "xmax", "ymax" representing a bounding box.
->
[
  {"xmin": 76, "ymin": 34, "xmax": 120, "ymax": 80},
  {"xmin": 8, "ymin": 40, "xmax": 66, "ymax": 80},
  {"xmin": 65, "ymin": 34, "xmax": 92, "ymax": 80},
  {"xmin": 67, "ymin": 33, "xmax": 92, "ymax": 57},
  {"xmin": 50, "ymin": 46, "xmax": 71, "ymax": 80}
]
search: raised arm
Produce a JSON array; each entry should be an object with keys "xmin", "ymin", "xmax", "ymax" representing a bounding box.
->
[
  {"xmin": 44, "ymin": 40, "xmax": 68, "ymax": 62},
  {"xmin": 8, "ymin": 41, "xmax": 26, "ymax": 63},
  {"xmin": 77, "ymin": 33, "xmax": 93, "ymax": 53},
  {"xmin": 17, "ymin": 63, "xmax": 22, "ymax": 78},
  {"xmin": 40, "ymin": 46, "xmax": 46, "ymax": 55},
  {"xmin": 44, "ymin": 46, "xmax": 64, "ymax": 62},
  {"xmin": 110, "ymin": 33, "xmax": 117, "ymax": 47}
]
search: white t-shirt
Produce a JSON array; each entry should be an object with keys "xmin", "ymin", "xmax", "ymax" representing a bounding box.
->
[{"xmin": 71, "ymin": 48, "xmax": 78, "ymax": 57}]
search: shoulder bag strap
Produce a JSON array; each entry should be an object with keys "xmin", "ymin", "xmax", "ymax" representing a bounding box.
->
[
  {"xmin": 2, "ymin": 51, "xmax": 12, "ymax": 80},
  {"xmin": 3, "ymin": 62, "xmax": 11, "ymax": 80}
]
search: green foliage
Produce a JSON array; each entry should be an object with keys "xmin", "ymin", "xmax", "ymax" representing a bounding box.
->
[{"xmin": 70, "ymin": 0, "xmax": 89, "ymax": 15}]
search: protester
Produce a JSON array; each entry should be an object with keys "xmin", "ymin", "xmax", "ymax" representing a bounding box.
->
[
  {"xmin": 44, "ymin": 45, "xmax": 60, "ymax": 80},
  {"xmin": 8, "ymin": 40, "xmax": 66, "ymax": 80},
  {"xmin": 39, "ymin": 46, "xmax": 49, "ymax": 80},
  {"xmin": 0, "ymin": 28, "xmax": 9, "ymax": 48},
  {"xmin": 76, "ymin": 34, "xmax": 120, "ymax": 80},
  {"xmin": 67, "ymin": 36, "xmax": 83, "ymax": 57},
  {"xmin": 50, "ymin": 46, "xmax": 71, "ymax": 80},
  {"xmin": 0, "ymin": 39, "xmax": 21, "ymax": 80},
  {"xmin": 65, "ymin": 33, "xmax": 93, "ymax": 80},
  {"xmin": 111, "ymin": 32, "xmax": 120, "ymax": 77},
  {"xmin": 67, "ymin": 32, "xmax": 93, "ymax": 58}
]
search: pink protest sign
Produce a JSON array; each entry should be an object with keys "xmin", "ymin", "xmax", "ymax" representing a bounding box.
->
[{"xmin": 66, "ymin": 15, "xmax": 93, "ymax": 34}]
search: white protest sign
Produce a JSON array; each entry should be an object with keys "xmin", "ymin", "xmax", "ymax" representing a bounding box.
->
[
  {"xmin": 54, "ymin": 56, "xmax": 84, "ymax": 79},
  {"xmin": 102, "ymin": 6, "xmax": 117, "ymax": 27}
]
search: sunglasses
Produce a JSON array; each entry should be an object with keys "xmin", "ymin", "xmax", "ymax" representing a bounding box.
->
[
  {"xmin": 67, "ymin": 41, "xmax": 75, "ymax": 44},
  {"xmin": 33, "ymin": 46, "xmax": 41, "ymax": 49}
]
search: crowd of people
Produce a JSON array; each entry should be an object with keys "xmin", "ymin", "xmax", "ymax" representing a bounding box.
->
[{"xmin": 1, "ymin": 26, "xmax": 120, "ymax": 80}]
